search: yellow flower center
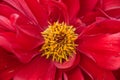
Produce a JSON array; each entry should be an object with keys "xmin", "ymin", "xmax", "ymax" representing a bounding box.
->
[{"xmin": 41, "ymin": 22, "xmax": 78, "ymax": 63}]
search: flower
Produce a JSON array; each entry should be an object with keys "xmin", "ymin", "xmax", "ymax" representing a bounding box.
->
[{"xmin": 0, "ymin": 0, "xmax": 120, "ymax": 80}]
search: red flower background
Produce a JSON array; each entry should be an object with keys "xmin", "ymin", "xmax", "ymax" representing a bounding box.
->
[{"xmin": 0, "ymin": 0, "xmax": 120, "ymax": 80}]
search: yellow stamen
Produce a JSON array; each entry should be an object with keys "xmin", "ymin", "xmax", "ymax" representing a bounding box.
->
[{"xmin": 41, "ymin": 22, "xmax": 78, "ymax": 63}]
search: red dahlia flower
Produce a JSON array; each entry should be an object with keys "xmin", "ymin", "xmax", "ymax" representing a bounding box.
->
[{"xmin": 0, "ymin": 0, "xmax": 120, "ymax": 80}]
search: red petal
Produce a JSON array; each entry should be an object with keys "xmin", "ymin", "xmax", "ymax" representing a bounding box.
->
[
  {"xmin": 0, "ymin": 35, "xmax": 14, "ymax": 52},
  {"xmin": 48, "ymin": 1, "xmax": 69, "ymax": 23},
  {"xmin": 106, "ymin": 9, "xmax": 120, "ymax": 18},
  {"xmin": 102, "ymin": 0, "xmax": 120, "ymax": 10},
  {"xmin": 14, "ymin": 56, "xmax": 56, "ymax": 80},
  {"xmin": 0, "ymin": 32, "xmax": 40, "ymax": 63},
  {"xmin": 66, "ymin": 67, "xmax": 84, "ymax": 80},
  {"xmin": 79, "ymin": 0, "xmax": 99, "ymax": 16},
  {"xmin": 14, "ymin": 25, "xmax": 43, "ymax": 50},
  {"xmin": 54, "ymin": 53, "xmax": 80, "ymax": 70},
  {"xmin": 0, "ymin": 29, "xmax": 42, "ymax": 63},
  {"xmin": 4, "ymin": 0, "xmax": 39, "ymax": 25},
  {"xmin": 3, "ymin": 32, "xmax": 41, "ymax": 63},
  {"xmin": 55, "ymin": 69, "xmax": 63, "ymax": 80},
  {"xmin": 78, "ymin": 19, "xmax": 120, "ymax": 70},
  {"xmin": 102, "ymin": 0, "xmax": 120, "ymax": 18},
  {"xmin": 100, "ymin": 0, "xmax": 120, "ymax": 18},
  {"xmin": 70, "ymin": 18, "xmax": 86, "ymax": 34},
  {"xmin": 0, "ymin": 2, "xmax": 41, "ymax": 35},
  {"xmin": 61, "ymin": 0, "xmax": 80, "ymax": 20},
  {"xmin": 80, "ymin": 19, "xmax": 120, "ymax": 36},
  {"xmin": 0, "ymin": 48, "xmax": 22, "ymax": 80},
  {"xmin": 25, "ymin": 0, "xmax": 48, "ymax": 28},
  {"xmin": 78, "ymin": 33, "xmax": 120, "ymax": 70},
  {"xmin": 81, "ymin": 11, "xmax": 102, "ymax": 25},
  {"xmin": 0, "ymin": 3, "xmax": 43, "ymax": 36},
  {"xmin": 0, "ymin": 4, "xmax": 44, "ymax": 62},
  {"xmin": 80, "ymin": 54, "xmax": 116, "ymax": 80},
  {"xmin": 0, "ymin": 16, "xmax": 43, "ymax": 63},
  {"xmin": 0, "ymin": 3, "xmax": 17, "ymax": 18}
]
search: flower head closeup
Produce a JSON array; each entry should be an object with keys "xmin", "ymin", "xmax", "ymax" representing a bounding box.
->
[
  {"xmin": 41, "ymin": 22, "xmax": 78, "ymax": 63},
  {"xmin": 0, "ymin": 0, "xmax": 120, "ymax": 80}
]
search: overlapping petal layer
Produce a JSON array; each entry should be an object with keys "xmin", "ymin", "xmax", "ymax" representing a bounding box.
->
[{"xmin": 78, "ymin": 19, "xmax": 120, "ymax": 70}]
